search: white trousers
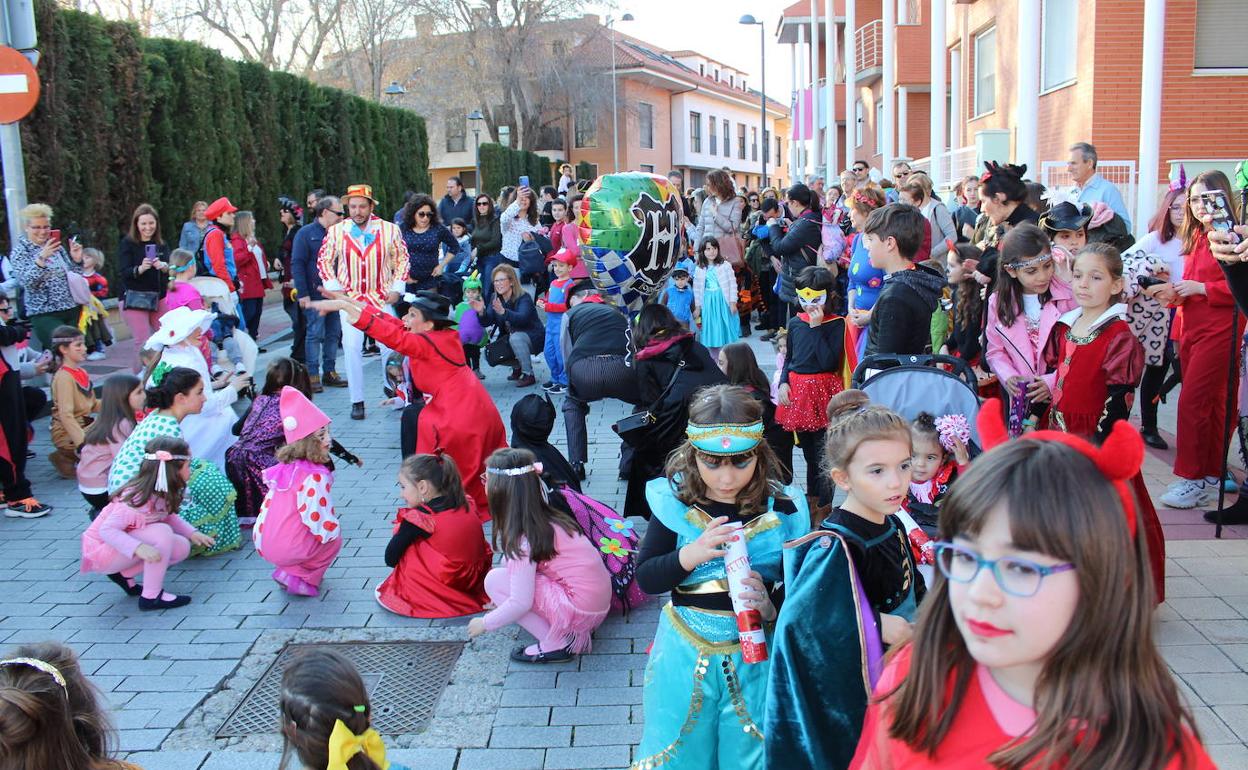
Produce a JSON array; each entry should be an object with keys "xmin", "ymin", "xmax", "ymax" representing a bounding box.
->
[{"xmin": 340, "ymin": 309, "xmax": 393, "ymax": 404}]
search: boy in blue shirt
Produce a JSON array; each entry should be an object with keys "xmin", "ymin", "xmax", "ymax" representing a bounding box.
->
[{"xmin": 662, "ymin": 259, "xmax": 695, "ymax": 328}]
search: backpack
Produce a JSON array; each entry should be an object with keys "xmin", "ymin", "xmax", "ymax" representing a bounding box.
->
[{"xmin": 554, "ymin": 486, "xmax": 646, "ymax": 614}]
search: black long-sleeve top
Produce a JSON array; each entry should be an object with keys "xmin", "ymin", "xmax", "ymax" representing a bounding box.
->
[
  {"xmin": 116, "ymin": 236, "xmax": 170, "ymax": 295},
  {"xmin": 384, "ymin": 496, "xmax": 453, "ymax": 567},
  {"xmin": 635, "ymin": 498, "xmax": 793, "ymax": 612},
  {"xmin": 470, "ymin": 216, "xmax": 502, "ymax": 259},
  {"xmin": 822, "ymin": 507, "xmax": 926, "ymax": 624},
  {"xmin": 780, "ymin": 315, "xmax": 846, "ymax": 385}
]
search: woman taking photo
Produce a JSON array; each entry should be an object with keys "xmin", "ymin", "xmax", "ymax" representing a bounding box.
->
[
  {"xmin": 117, "ymin": 203, "xmax": 170, "ymax": 365},
  {"xmin": 1159, "ymin": 170, "xmax": 1245, "ymax": 510},
  {"xmin": 474, "ymin": 264, "xmax": 543, "ymax": 388},
  {"xmin": 7, "ymin": 203, "xmax": 86, "ymax": 348},
  {"xmin": 400, "ymin": 193, "xmax": 461, "ymax": 293},
  {"xmin": 499, "ymin": 186, "xmax": 544, "ymax": 272}
]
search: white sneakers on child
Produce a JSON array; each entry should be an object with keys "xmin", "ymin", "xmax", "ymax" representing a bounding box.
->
[
  {"xmin": 87, "ymin": 351, "xmax": 106, "ymax": 361},
  {"xmin": 1160, "ymin": 478, "xmax": 1213, "ymax": 509}
]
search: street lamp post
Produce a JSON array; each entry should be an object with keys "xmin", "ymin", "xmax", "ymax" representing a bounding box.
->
[
  {"xmin": 607, "ymin": 13, "xmax": 635, "ymax": 174},
  {"xmin": 739, "ymin": 15, "xmax": 767, "ymax": 189},
  {"xmin": 468, "ymin": 110, "xmax": 485, "ymax": 195}
]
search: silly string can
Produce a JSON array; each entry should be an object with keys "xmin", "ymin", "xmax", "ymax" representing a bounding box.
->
[{"xmin": 724, "ymin": 522, "xmax": 768, "ymax": 664}]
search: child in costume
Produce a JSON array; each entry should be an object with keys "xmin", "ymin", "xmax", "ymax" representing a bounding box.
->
[
  {"xmin": 80, "ymin": 247, "xmax": 113, "ymax": 359},
  {"xmin": 662, "ymin": 262, "xmax": 695, "ymax": 327},
  {"xmin": 467, "ymin": 448, "xmax": 612, "ymax": 664},
  {"xmin": 162, "ymin": 249, "xmax": 215, "ymax": 367},
  {"xmin": 850, "ymin": 415, "xmax": 1216, "ymax": 770},
  {"xmin": 536, "ymin": 247, "xmax": 577, "ymax": 394},
  {"xmin": 81, "ymin": 435, "xmax": 214, "ymax": 610},
  {"xmin": 454, "ymin": 272, "xmax": 487, "ymax": 378},
  {"xmin": 634, "ymin": 385, "xmax": 809, "ymax": 770},
  {"xmin": 143, "ymin": 306, "xmax": 251, "ymax": 468},
  {"xmin": 375, "ymin": 452, "xmax": 491, "ymax": 618},
  {"xmin": 277, "ymin": 648, "xmax": 414, "ymax": 770},
  {"xmin": 78, "ymin": 373, "xmax": 143, "ymax": 514},
  {"xmin": 253, "ymin": 386, "xmax": 341, "ymax": 598},
  {"xmin": 693, "ymin": 237, "xmax": 739, "ymax": 356},
  {"xmin": 0, "ymin": 641, "xmax": 144, "ymax": 770},
  {"xmin": 109, "ymin": 366, "xmax": 240, "ymax": 556},
  {"xmin": 1042, "ymin": 243, "xmax": 1165, "ymax": 601},
  {"xmin": 984, "ymin": 224, "xmax": 1076, "ymax": 434},
  {"xmin": 379, "ymin": 352, "xmax": 412, "ymax": 410},
  {"xmin": 765, "ymin": 390, "xmax": 925, "ymax": 769},
  {"xmin": 906, "ymin": 412, "xmax": 971, "ymax": 533},
  {"xmin": 48, "ymin": 325, "xmax": 99, "ymax": 479},
  {"xmin": 225, "ymin": 357, "xmax": 307, "ymax": 524},
  {"xmin": 775, "ymin": 266, "xmax": 856, "ymax": 514}
]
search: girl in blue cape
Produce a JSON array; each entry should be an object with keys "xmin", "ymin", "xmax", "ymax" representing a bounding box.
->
[{"xmin": 632, "ymin": 384, "xmax": 809, "ymax": 770}]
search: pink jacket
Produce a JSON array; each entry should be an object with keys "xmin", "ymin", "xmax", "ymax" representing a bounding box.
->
[
  {"xmin": 77, "ymin": 422, "xmax": 134, "ymax": 493},
  {"xmin": 81, "ymin": 497, "xmax": 197, "ymax": 573},
  {"xmin": 984, "ymin": 276, "xmax": 1076, "ymax": 389}
]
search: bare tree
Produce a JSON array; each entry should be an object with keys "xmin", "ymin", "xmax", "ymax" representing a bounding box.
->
[
  {"xmin": 327, "ymin": 0, "xmax": 412, "ymax": 101},
  {"xmin": 179, "ymin": 0, "xmax": 344, "ymax": 76}
]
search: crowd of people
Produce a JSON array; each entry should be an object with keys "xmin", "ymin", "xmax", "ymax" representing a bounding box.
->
[{"xmin": 0, "ymin": 142, "xmax": 1240, "ymax": 768}]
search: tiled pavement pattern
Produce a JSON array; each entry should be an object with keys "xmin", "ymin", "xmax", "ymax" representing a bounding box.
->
[{"xmin": 1, "ymin": 300, "xmax": 1246, "ymax": 769}]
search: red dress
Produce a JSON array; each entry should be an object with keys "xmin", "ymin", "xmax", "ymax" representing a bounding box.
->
[
  {"xmin": 355, "ymin": 306, "xmax": 507, "ymax": 517},
  {"xmin": 1044, "ymin": 309, "xmax": 1165, "ymax": 603},
  {"xmin": 375, "ymin": 503, "xmax": 492, "ymax": 618},
  {"xmin": 852, "ymin": 647, "xmax": 1217, "ymax": 769}
]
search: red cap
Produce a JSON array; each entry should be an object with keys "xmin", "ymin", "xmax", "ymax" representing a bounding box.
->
[
  {"xmin": 551, "ymin": 247, "xmax": 580, "ymax": 266},
  {"xmin": 204, "ymin": 197, "xmax": 238, "ymax": 220}
]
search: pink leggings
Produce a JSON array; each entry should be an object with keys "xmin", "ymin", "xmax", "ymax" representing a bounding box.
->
[
  {"xmin": 484, "ymin": 567, "xmax": 567, "ymax": 652},
  {"xmin": 93, "ymin": 522, "xmax": 190, "ymax": 600},
  {"xmin": 121, "ymin": 307, "xmax": 161, "ymax": 368}
]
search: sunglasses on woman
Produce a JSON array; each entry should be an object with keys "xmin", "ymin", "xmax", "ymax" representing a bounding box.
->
[
  {"xmin": 416, "ymin": 210, "xmax": 432, "ymax": 218},
  {"xmin": 476, "ymin": 200, "xmax": 491, "ymax": 207}
]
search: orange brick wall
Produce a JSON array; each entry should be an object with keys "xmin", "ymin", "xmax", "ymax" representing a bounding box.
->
[
  {"xmin": 903, "ymin": 90, "xmax": 931, "ymax": 161},
  {"xmin": 621, "ymin": 79, "xmax": 675, "ymax": 175},
  {"xmin": 895, "ymin": 23, "xmax": 931, "ymax": 87}
]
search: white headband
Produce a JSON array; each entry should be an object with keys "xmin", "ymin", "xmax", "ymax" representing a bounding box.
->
[
  {"xmin": 486, "ymin": 462, "xmax": 544, "ymax": 477},
  {"xmin": 0, "ymin": 657, "xmax": 67, "ymax": 691}
]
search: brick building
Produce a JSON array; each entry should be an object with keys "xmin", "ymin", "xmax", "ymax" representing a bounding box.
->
[{"xmin": 780, "ymin": 0, "xmax": 1248, "ymax": 231}]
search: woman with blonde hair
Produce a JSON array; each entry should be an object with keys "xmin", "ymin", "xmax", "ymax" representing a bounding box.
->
[{"xmin": 6, "ymin": 202, "xmax": 85, "ymax": 347}]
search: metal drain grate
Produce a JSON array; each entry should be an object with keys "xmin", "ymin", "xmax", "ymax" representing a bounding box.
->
[{"xmin": 216, "ymin": 641, "xmax": 464, "ymax": 737}]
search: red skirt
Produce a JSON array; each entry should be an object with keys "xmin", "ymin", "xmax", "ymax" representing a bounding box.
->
[{"xmin": 776, "ymin": 371, "xmax": 845, "ymax": 432}]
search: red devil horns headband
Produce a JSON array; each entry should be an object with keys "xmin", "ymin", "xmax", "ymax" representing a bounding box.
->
[{"xmin": 976, "ymin": 398, "xmax": 1143, "ymax": 537}]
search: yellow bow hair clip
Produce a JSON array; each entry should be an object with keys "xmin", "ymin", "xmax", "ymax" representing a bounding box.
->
[{"xmin": 327, "ymin": 718, "xmax": 389, "ymax": 770}]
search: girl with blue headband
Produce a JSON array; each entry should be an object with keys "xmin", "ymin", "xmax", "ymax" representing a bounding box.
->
[{"xmin": 633, "ymin": 384, "xmax": 809, "ymax": 770}]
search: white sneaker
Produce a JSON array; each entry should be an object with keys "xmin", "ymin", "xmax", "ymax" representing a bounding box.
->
[
  {"xmin": 86, "ymin": 351, "xmax": 106, "ymax": 361},
  {"xmin": 1160, "ymin": 478, "xmax": 1212, "ymax": 509}
]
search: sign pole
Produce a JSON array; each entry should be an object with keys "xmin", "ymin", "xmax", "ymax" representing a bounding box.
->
[{"xmin": 0, "ymin": 0, "xmax": 38, "ymax": 250}]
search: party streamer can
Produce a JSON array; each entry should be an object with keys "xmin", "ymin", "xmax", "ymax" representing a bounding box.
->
[{"xmin": 724, "ymin": 522, "xmax": 768, "ymax": 663}]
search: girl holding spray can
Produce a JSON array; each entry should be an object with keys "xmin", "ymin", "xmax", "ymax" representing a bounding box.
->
[{"xmin": 633, "ymin": 384, "xmax": 809, "ymax": 770}]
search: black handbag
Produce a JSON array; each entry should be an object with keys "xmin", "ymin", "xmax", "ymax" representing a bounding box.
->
[
  {"xmin": 484, "ymin": 330, "xmax": 518, "ymax": 367},
  {"xmin": 612, "ymin": 360, "xmax": 686, "ymax": 448},
  {"xmin": 123, "ymin": 289, "xmax": 160, "ymax": 312}
]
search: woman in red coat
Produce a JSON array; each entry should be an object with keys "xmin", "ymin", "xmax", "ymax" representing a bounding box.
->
[
  {"xmin": 312, "ymin": 289, "xmax": 507, "ymax": 515},
  {"xmin": 230, "ymin": 211, "xmax": 272, "ymax": 338}
]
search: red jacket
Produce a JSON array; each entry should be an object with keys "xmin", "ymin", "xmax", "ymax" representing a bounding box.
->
[{"xmin": 230, "ymin": 233, "xmax": 272, "ymax": 300}]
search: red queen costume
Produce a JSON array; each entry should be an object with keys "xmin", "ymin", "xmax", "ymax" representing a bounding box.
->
[{"xmin": 253, "ymin": 387, "xmax": 342, "ymax": 597}]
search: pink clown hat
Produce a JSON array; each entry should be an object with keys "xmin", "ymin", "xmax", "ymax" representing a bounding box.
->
[{"xmin": 279, "ymin": 386, "xmax": 330, "ymax": 443}]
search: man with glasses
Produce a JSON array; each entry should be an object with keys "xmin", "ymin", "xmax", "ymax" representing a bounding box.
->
[
  {"xmin": 317, "ymin": 185, "xmax": 408, "ymax": 419},
  {"xmin": 294, "ymin": 195, "xmax": 346, "ymax": 393},
  {"xmin": 851, "ymin": 161, "xmax": 870, "ymax": 181},
  {"xmin": 0, "ymin": 291, "xmax": 52, "ymax": 517}
]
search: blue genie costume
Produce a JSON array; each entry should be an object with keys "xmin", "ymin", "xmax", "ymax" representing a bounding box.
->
[{"xmin": 632, "ymin": 420, "xmax": 809, "ymax": 770}]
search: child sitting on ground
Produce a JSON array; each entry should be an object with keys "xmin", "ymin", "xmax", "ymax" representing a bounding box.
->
[
  {"xmin": 375, "ymin": 452, "xmax": 491, "ymax": 618},
  {"xmin": 254, "ymin": 387, "xmax": 340, "ymax": 597},
  {"xmin": 468, "ymin": 448, "xmax": 613, "ymax": 663},
  {"xmin": 278, "ymin": 648, "xmax": 414, "ymax": 770},
  {"xmin": 0, "ymin": 641, "xmax": 143, "ymax": 769},
  {"xmin": 78, "ymin": 373, "xmax": 144, "ymax": 515},
  {"xmin": 81, "ymin": 435, "xmax": 214, "ymax": 609}
]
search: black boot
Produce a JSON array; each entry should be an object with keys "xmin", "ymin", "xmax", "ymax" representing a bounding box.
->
[
  {"xmin": 1140, "ymin": 428, "xmax": 1168, "ymax": 450},
  {"xmin": 1204, "ymin": 495, "xmax": 1248, "ymax": 526},
  {"xmin": 351, "ymin": 401, "xmax": 366, "ymax": 420}
]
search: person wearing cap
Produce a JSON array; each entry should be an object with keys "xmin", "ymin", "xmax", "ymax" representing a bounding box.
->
[
  {"xmin": 535, "ymin": 248, "xmax": 578, "ymax": 394},
  {"xmin": 317, "ymin": 183, "xmax": 408, "ymax": 420},
  {"xmin": 200, "ymin": 197, "xmax": 239, "ymax": 292},
  {"xmin": 311, "ymin": 289, "xmax": 506, "ymax": 514},
  {"xmin": 253, "ymin": 387, "xmax": 342, "ymax": 597},
  {"xmin": 661, "ymin": 261, "xmax": 695, "ymax": 327},
  {"xmin": 143, "ymin": 306, "xmax": 251, "ymax": 468}
]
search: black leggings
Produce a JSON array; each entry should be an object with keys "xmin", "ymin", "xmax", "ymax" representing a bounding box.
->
[
  {"xmin": 771, "ymin": 428, "xmax": 827, "ymax": 503},
  {"xmin": 1138, "ymin": 346, "xmax": 1175, "ymax": 431},
  {"xmin": 82, "ymin": 492, "xmax": 110, "ymax": 520}
]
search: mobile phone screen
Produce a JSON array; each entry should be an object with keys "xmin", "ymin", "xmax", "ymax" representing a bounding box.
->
[
  {"xmin": 145, "ymin": 244, "xmax": 158, "ymax": 261},
  {"xmin": 519, "ymin": 175, "xmax": 530, "ymax": 189},
  {"xmin": 49, "ymin": 229, "xmax": 61, "ymax": 242},
  {"xmin": 1200, "ymin": 191, "xmax": 1238, "ymax": 233}
]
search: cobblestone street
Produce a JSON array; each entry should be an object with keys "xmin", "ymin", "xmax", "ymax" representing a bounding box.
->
[{"xmin": 2, "ymin": 305, "xmax": 1247, "ymax": 769}]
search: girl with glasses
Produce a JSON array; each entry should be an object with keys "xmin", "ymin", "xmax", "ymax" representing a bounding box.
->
[
  {"xmin": 633, "ymin": 384, "xmax": 809, "ymax": 770},
  {"xmin": 849, "ymin": 413, "xmax": 1215, "ymax": 770}
]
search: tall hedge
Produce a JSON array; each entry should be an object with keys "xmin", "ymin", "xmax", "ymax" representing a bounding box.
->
[
  {"xmin": 7, "ymin": 0, "xmax": 429, "ymax": 292},
  {"xmin": 477, "ymin": 142, "xmax": 552, "ymax": 201}
]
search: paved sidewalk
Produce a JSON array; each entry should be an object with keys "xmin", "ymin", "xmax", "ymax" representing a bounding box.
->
[{"xmin": 3, "ymin": 317, "xmax": 1247, "ymax": 769}]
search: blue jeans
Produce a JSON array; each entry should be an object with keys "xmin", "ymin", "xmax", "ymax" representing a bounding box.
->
[
  {"xmin": 303, "ymin": 306, "xmax": 341, "ymax": 377},
  {"xmin": 543, "ymin": 318, "xmax": 566, "ymax": 385}
]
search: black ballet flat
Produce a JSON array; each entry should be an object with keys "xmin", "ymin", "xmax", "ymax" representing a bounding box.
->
[
  {"xmin": 138, "ymin": 594, "xmax": 192, "ymax": 611},
  {"xmin": 107, "ymin": 573, "xmax": 142, "ymax": 597},
  {"xmin": 509, "ymin": 644, "xmax": 574, "ymax": 664},
  {"xmin": 1140, "ymin": 430, "xmax": 1168, "ymax": 450}
]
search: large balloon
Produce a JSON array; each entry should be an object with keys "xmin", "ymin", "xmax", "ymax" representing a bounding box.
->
[{"xmin": 577, "ymin": 172, "xmax": 684, "ymax": 311}]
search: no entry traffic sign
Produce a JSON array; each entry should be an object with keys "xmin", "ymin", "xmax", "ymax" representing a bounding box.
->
[{"xmin": 0, "ymin": 46, "xmax": 38, "ymax": 124}]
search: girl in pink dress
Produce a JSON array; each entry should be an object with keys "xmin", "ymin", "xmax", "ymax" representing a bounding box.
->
[
  {"xmin": 253, "ymin": 386, "xmax": 341, "ymax": 597},
  {"xmin": 467, "ymin": 448, "xmax": 613, "ymax": 664},
  {"xmin": 80, "ymin": 435, "xmax": 215, "ymax": 610}
]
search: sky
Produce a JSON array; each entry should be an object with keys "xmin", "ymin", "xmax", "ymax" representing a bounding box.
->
[{"xmin": 585, "ymin": 0, "xmax": 794, "ymax": 102}]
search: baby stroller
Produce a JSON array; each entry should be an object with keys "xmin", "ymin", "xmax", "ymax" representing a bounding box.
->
[
  {"xmin": 851, "ymin": 353, "xmax": 983, "ymax": 447},
  {"xmin": 191, "ymin": 275, "xmax": 259, "ymax": 375}
]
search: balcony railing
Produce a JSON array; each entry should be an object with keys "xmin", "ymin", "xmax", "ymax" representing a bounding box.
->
[{"xmin": 855, "ymin": 20, "xmax": 882, "ymax": 74}]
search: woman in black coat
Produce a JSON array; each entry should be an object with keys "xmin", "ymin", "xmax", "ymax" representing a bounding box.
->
[
  {"xmin": 623, "ymin": 304, "xmax": 728, "ymax": 518},
  {"xmin": 116, "ymin": 203, "xmax": 171, "ymax": 368}
]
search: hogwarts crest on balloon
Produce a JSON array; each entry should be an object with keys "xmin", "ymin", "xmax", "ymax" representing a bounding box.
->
[{"xmin": 577, "ymin": 172, "xmax": 685, "ymax": 311}]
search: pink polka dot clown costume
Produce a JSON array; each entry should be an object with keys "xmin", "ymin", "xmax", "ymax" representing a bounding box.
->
[{"xmin": 253, "ymin": 386, "xmax": 342, "ymax": 597}]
